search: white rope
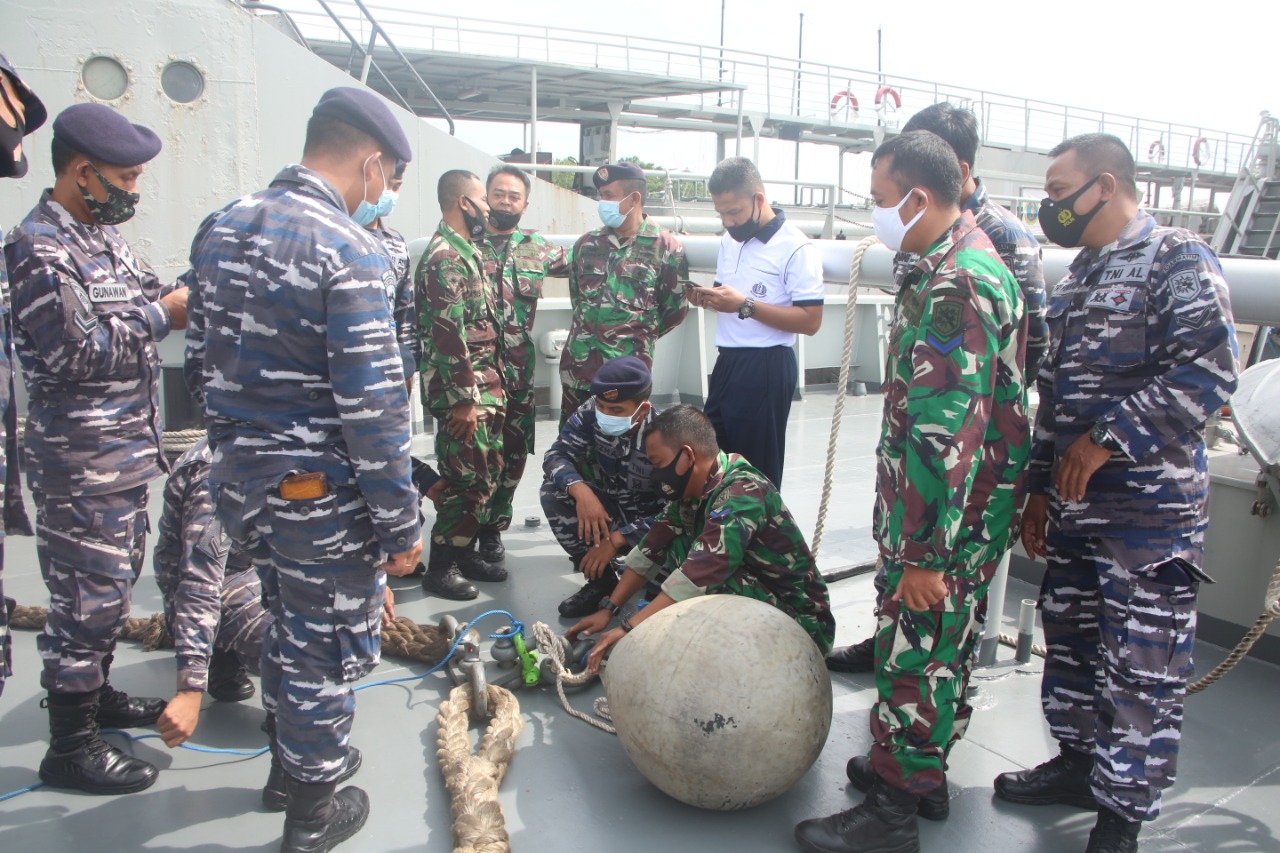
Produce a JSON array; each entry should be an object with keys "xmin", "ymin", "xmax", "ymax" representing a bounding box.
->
[
  {"xmin": 531, "ymin": 621, "xmax": 616, "ymax": 734},
  {"xmin": 811, "ymin": 235, "xmax": 879, "ymax": 559}
]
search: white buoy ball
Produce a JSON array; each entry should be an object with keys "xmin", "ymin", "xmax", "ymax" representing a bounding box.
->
[{"xmin": 603, "ymin": 595, "xmax": 833, "ymax": 810}]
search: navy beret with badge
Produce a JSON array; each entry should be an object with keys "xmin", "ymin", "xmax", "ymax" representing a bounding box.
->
[
  {"xmin": 52, "ymin": 102, "xmax": 161, "ymax": 166},
  {"xmin": 590, "ymin": 355, "xmax": 652, "ymax": 402},
  {"xmin": 312, "ymin": 87, "xmax": 413, "ymax": 164},
  {"xmin": 592, "ymin": 161, "xmax": 645, "ymax": 189}
]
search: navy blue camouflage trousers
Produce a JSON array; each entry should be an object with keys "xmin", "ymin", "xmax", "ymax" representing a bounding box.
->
[
  {"xmin": 1040, "ymin": 528, "xmax": 1201, "ymax": 822},
  {"xmin": 215, "ymin": 475, "xmax": 385, "ymax": 784},
  {"xmin": 35, "ymin": 485, "xmax": 150, "ymax": 694}
]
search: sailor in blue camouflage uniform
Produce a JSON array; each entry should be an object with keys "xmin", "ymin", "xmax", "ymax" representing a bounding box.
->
[
  {"xmin": 152, "ymin": 437, "xmax": 267, "ymax": 735},
  {"xmin": 6, "ymin": 103, "xmax": 187, "ymax": 796},
  {"xmin": 185, "ymin": 88, "xmax": 422, "ymax": 853},
  {"xmin": 993, "ymin": 134, "xmax": 1239, "ymax": 853},
  {"xmin": 828, "ymin": 102, "xmax": 1049, "ymax": 678},
  {"xmin": 364, "ymin": 159, "xmax": 418, "ymax": 387},
  {"xmin": 541, "ymin": 356, "xmax": 664, "ymax": 617},
  {"xmin": 0, "ymin": 53, "xmax": 40, "ymax": 700}
]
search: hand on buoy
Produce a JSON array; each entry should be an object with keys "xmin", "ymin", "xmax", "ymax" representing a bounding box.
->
[
  {"xmin": 586, "ymin": 627, "xmax": 625, "ymax": 673},
  {"xmin": 892, "ymin": 564, "xmax": 947, "ymax": 612}
]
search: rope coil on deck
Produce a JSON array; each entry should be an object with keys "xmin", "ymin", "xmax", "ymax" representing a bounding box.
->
[
  {"xmin": 9, "ymin": 605, "xmax": 452, "ymax": 667},
  {"xmin": 436, "ymin": 683, "xmax": 523, "ymax": 853},
  {"xmin": 531, "ymin": 621, "xmax": 615, "ymax": 734},
  {"xmin": 1187, "ymin": 554, "xmax": 1280, "ymax": 694},
  {"xmin": 811, "ymin": 235, "xmax": 877, "ymax": 559}
]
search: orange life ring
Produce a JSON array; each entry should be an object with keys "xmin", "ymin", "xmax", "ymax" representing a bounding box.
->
[
  {"xmin": 874, "ymin": 86, "xmax": 901, "ymax": 109},
  {"xmin": 1148, "ymin": 139, "xmax": 1165, "ymax": 163},
  {"xmin": 1192, "ymin": 136, "xmax": 1209, "ymax": 168},
  {"xmin": 829, "ymin": 90, "xmax": 859, "ymax": 119}
]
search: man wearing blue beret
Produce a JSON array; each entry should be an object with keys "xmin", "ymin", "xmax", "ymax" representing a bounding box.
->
[
  {"xmin": 5, "ymin": 100, "xmax": 188, "ymax": 796},
  {"xmin": 185, "ymin": 86, "xmax": 420, "ymax": 852},
  {"xmin": 0, "ymin": 52, "xmax": 39, "ymax": 703}
]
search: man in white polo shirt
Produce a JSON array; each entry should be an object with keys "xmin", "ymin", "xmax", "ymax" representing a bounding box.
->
[{"xmin": 689, "ymin": 157, "xmax": 824, "ymax": 488}]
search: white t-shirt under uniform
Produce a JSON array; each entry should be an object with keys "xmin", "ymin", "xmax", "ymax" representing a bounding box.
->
[{"xmin": 713, "ymin": 215, "xmax": 825, "ymax": 348}]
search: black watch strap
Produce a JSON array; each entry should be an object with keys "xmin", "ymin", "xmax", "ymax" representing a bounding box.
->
[{"xmin": 599, "ymin": 597, "xmax": 621, "ymax": 616}]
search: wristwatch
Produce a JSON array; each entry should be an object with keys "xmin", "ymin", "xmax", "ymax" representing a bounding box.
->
[
  {"xmin": 1090, "ymin": 422, "xmax": 1123, "ymax": 453},
  {"xmin": 598, "ymin": 597, "xmax": 622, "ymax": 616},
  {"xmin": 737, "ymin": 297, "xmax": 756, "ymax": 320}
]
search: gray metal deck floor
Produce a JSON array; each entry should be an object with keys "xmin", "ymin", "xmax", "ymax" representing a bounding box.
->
[{"xmin": 1, "ymin": 390, "xmax": 1277, "ymax": 852}]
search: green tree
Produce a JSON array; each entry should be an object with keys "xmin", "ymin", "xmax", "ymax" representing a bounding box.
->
[{"xmin": 553, "ymin": 156, "xmax": 578, "ymax": 190}]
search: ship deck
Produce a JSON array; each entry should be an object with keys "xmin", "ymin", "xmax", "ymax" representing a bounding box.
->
[{"xmin": 1, "ymin": 390, "xmax": 1277, "ymax": 852}]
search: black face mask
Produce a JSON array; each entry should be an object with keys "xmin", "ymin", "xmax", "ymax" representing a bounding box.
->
[
  {"xmin": 1038, "ymin": 175, "xmax": 1104, "ymax": 248},
  {"xmin": 487, "ymin": 208, "xmax": 522, "ymax": 232},
  {"xmin": 652, "ymin": 447, "xmax": 693, "ymax": 501},
  {"xmin": 461, "ymin": 196, "xmax": 489, "ymax": 243},
  {"xmin": 0, "ymin": 85, "xmax": 27, "ymax": 178},
  {"xmin": 726, "ymin": 197, "xmax": 761, "ymax": 243},
  {"xmin": 80, "ymin": 163, "xmax": 140, "ymax": 226}
]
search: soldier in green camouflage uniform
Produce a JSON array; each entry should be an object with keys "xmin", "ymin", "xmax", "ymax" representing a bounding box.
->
[
  {"xmin": 566, "ymin": 404, "xmax": 833, "ymax": 672},
  {"xmin": 416, "ymin": 170, "xmax": 508, "ymax": 600},
  {"xmin": 476, "ymin": 165, "xmax": 569, "ymax": 561},
  {"xmin": 796, "ymin": 131, "xmax": 1028, "ymax": 853},
  {"xmin": 559, "ymin": 162, "xmax": 689, "ymax": 425}
]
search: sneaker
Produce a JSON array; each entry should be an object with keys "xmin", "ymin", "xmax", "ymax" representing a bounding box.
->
[
  {"xmin": 994, "ymin": 744, "xmax": 1098, "ymax": 810},
  {"xmin": 827, "ymin": 635, "xmax": 876, "ymax": 673},
  {"xmin": 846, "ymin": 755, "xmax": 948, "ymax": 821},
  {"xmin": 558, "ymin": 575, "xmax": 619, "ymax": 619}
]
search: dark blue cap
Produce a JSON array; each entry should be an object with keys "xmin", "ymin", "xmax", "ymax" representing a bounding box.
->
[
  {"xmin": 591, "ymin": 356, "xmax": 652, "ymax": 403},
  {"xmin": 592, "ymin": 161, "xmax": 645, "ymax": 189},
  {"xmin": 0, "ymin": 53, "xmax": 47, "ymax": 133},
  {"xmin": 312, "ymin": 87, "xmax": 413, "ymax": 164},
  {"xmin": 52, "ymin": 102, "xmax": 161, "ymax": 166}
]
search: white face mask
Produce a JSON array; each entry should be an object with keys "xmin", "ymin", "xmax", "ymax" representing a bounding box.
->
[{"xmin": 871, "ymin": 188, "xmax": 926, "ymax": 252}]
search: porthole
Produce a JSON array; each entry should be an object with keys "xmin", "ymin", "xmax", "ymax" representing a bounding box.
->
[
  {"xmin": 82, "ymin": 56, "xmax": 129, "ymax": 101},
  {"xmin": 161, "ymin": 60, "xmax": 204, "ymax": 104}
]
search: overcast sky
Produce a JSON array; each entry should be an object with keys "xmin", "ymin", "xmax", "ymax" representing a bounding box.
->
[{"xmin": 375, "ymin": 0, "xmax": 1273, "ymax": 193}]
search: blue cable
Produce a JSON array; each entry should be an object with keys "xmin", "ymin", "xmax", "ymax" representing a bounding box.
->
[{"xmin": 0, "ymin": 609, "xmax": 524, "ymax": 802}]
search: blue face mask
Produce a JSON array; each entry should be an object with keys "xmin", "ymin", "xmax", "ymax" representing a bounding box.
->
[
  {"xmin": 596, "ymin": 403, "xmax": 644, "ymax": 437},
  {"xmin": 598, "ymin": 192, "xmax": 635, "ymax": 229},
  {"xmin": 375, "ymin": 190, "xmax": 398, "ymax": 219},
  {"xmin": 352, "ymin": 154, "xmax": 386, "ymax": 227}
]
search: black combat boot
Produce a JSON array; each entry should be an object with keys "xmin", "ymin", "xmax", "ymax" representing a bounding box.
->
[
  {"xmin": 39, "ymin": 691, "xmax": 159, "ymax": 795},
  {"xmin": 558, "ymin": 572, "xmax": 619, "ymax": 619},
  {"xmin": 422, "ymin": 543, "xmax": 478, "ymax": 600},
  {"xmin": 262, "ymin": 713, "xmax": 363, "ymax": 812},
  {"xmin": 826, "ymin": 635, "xmax": 877, "ymax": 673},
  {"xmin": 477, "ymin": 527, "xmax": 505, "ymax": 562},
  {"xmin": 457, "ymin": 538, "xmax": 508, "ymax": 582},
  {"xmin": 994, "ymin": 742, "xmax": 1098, "ymax": 809},
  {"xmin": 280, "ymin": 775, "xmax": 370, "ymax": 853},
  {"xmin": 794, "ymin": 779, "xmax": 920, "ymax": 853},
  {"xmin": 96, "ymin": 652, "xmax": 167, "ymax": 728},
  {"xmin": 208, "ymin": 647, "xmax": 255, "ymax": 702},
  {"xmin": 846, "ymin": 755, "xmax": 948, "ymax": 821},
  {"xmin": 1085, "ymin": 807, "xmax": 1141, "ymax": 853}
]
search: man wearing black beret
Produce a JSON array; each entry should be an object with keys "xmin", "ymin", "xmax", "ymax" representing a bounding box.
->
[
  {"xmin": 5, "ymin": 101, "xmax": 188, "ymax": 796},
  {"xmin": 0, "ymin": 52, "xmax": 39, "ymax": 704},
  {"xmin": 185, "ymin": 86, "xmax": 420, "ymax": 851},
  {"xmin": 558, "ymin": 161, "xmax": 689, "ymax": 424},
  {"xmin": 541, "ymin": 355, "xmax": 666, "ymax": 617}
]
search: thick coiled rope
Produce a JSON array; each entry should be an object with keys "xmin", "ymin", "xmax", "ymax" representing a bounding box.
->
[
  {"xmin": 435, "ymin": 683, "xmax": 523, "ymax": 853},
  {"xmin": 811, "ymin": 235, "xmax": 878, "ymax": 559},
  {"xmin": 1188, "ymin": 555, "xmax": 1280, "ymax": 694}
]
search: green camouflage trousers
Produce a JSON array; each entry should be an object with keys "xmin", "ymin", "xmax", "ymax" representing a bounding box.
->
[
  {"xmin": 869, "ymin": 557, "xmax": 999, "ymax": 795},
  {"xmin": 487, "ymin": 393, "xmax": 535, "ymax": 532},
  {"xmin": 431, "ymin": 406, "xmax": 505, "ymax": 547}
]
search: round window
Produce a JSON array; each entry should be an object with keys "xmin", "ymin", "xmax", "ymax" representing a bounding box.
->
[
  {"xmin": 82, "ymin": 56, "xmax": 129, "ymax": 101},
  {"xmin": 161, "ymin": 61, "xmax": 205, "ymax": 104}
]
